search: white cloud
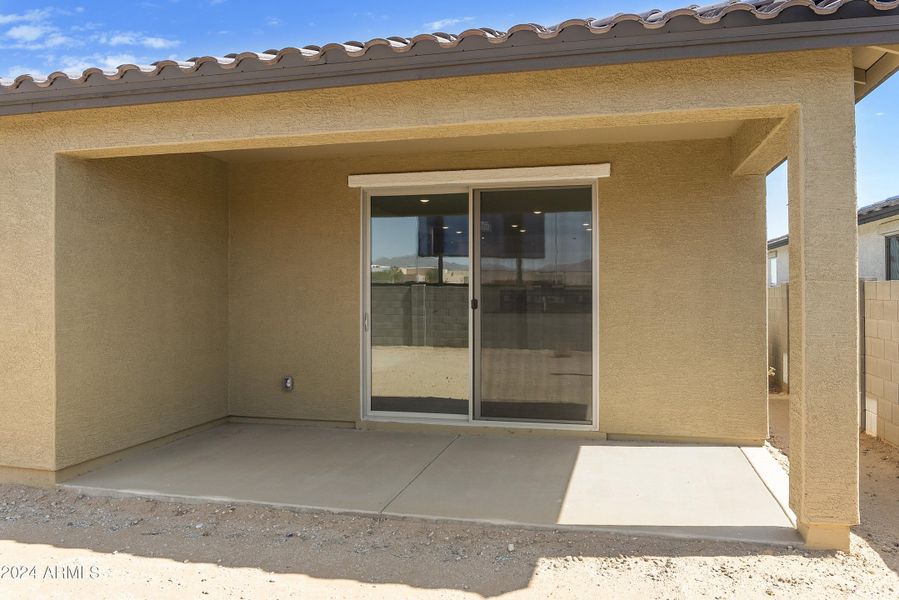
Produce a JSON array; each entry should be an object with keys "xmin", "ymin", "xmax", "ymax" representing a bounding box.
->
[
  {"xmin": 0, "ymin": 9, "xmax": 52, "ymax": 26},
  {"xmin": 875, "ymin": 112, "xmax": 885, "ymax": 117},
  {"xmin": 56, "ymin": 53, "xmax": 141, "ymax": 76},
  {"xmin": 142, "ymin": 36, "xmax": 179, "ymax": 49},
  {"xmin": 94, "ymin": 31, "xmax": 180, "ymax": 49},
  {"xmin": 6, "ymin": 24, "xmax": 52, "ymax": 42},
  {"xmin": 0, "ymin": 9, "xmax": 79, "ymax": 50},
  {"xmin": 265, "ymin": 17, "xmax": 283, "ymax": 27},
  {"xmin": 0, "ymin": 64, "xmax": 46, "ymax": 84},
  {"xmin": 424, "ymin": 17, "xmax": 475, "ymax": 31},
  {"xmin": 41, "ymin": 32, "xmax": 73, "ymax": 48},
  {"xmin": 102, "ymin": 32, "xmax": 138, "ymax": 45},
  {"xmin": 0, "ymin": 7, "xmax": 182, "ymax": 80}
]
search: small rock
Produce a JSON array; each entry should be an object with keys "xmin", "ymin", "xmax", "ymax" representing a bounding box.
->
[{"xmin": 508, "ymin": 544, "xmax": 515, "ymax": 552}]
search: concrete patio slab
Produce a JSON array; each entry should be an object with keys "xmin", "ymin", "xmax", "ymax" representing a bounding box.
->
[
  {"xmin": 384, "ymin": 436, "xmax": 798, "ymax": 544},
  {"xmin": 63, "ymin": 423, "xmax": 800, "ymax": 545},
  {"xmin": 64, "ymin": 424, "xmax": 456, "ymax": 513}
]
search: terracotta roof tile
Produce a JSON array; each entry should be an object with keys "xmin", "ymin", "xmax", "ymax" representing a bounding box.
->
[{"xmin": 1, "ymin": 0, "xmax": 897, "ymax": 96}]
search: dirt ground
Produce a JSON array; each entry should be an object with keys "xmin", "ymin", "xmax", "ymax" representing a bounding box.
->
[{"xmin": 0, "ymin": 397, "xmax": 897, "ymax": 599}]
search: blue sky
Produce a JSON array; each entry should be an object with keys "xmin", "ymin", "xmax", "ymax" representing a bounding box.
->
[{"xmin": 0, "ymin": 1, "xmax": 895, "ymax": 238}]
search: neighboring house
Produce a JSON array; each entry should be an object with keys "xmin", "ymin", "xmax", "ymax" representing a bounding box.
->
[
  {"xmin": 767, "ymin": 195, "xmax": 899, "ymax": 284},
  {"xmin": 767, "ymin": 234, "xmax": 790, "ymax": 286},
  {"xmin": 1, "ymin": 0, "xmax": 898, "ymax": 551}
]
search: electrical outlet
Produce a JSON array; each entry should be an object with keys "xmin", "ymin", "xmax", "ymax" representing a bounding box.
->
[{"xmin": 283, "ymin": 375, "xmax": 294, "ymax": 391}]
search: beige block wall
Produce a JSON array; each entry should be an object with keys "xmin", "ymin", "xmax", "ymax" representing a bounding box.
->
[
  {"xmin": 54, "ymin": 155, "xmax": 229, "ymax": 468},
  {"xmin": 864, "ymin": 280, "xmax": 899, "ymax": 447},
  {"xmin": 227, "ymin": 138, "xmax": 767, "ymax": 441},
  {"xmin": 768, "ymin": 284, "xmax": 790, "ymax": 392}
]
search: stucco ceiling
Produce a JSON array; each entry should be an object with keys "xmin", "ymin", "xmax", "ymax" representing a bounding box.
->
[
  {"xmin": 204, "ymin": 120, "xmax": 744, "ymax": 163},
  {"xmin": 853, "ymin": 44, "xmax": 899, "ymax": 99}
]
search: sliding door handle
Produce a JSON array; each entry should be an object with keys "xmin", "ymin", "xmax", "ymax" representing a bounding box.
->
[{"xmin": 471, "ymin": 299, "xmax": 479, "ymax": 310}]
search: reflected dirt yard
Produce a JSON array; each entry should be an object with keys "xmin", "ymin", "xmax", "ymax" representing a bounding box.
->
[{"xmin": 372, "ymin": 346, "xmax": 591, "ymax": 419}]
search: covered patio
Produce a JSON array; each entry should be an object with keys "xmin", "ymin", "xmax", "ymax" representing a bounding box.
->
[
  {"xmin": 62, "ymin": 423, "xmax": 799, "ymax": 545},
  {"xmin": 5, "ymin": 1, "xmax": 898, "ymax": 553}
]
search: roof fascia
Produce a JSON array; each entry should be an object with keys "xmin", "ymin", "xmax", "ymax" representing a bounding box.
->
[
  {"xmin": 2, "ymin": 14, "xmax": 899, "ymax": 116},
  {"xmin": 858, "ymin": 205, "xmax": 899, "ymax": 224}
]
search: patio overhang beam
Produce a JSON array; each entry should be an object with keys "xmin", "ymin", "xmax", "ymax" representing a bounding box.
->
[
  {"xmin": 1, "ymin": 13, "xmax": 898, "ymax": 116},
  {"xmin": 731, "ymin": 118, "xmax": 791, "ymax": 176}
]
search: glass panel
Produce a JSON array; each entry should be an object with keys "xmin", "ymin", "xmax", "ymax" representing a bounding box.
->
[
  {"xmin": 888, "ymin": 236, "xmax": 899, "ymax": 281},
  {"xmin": 477, "ymin": 187, "xmax": 592, "ymax": 423},
  {"xmin": 370, "ymin": 193, "xmax": 469, "ymax": 415}
]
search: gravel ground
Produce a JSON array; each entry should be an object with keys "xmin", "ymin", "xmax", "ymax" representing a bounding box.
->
[{"xmin": 0, "ymin": 398, "xmax": 896, "ymax": 599}]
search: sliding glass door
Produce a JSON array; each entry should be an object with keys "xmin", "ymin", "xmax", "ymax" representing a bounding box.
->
[
  {"xmin": 366, "ymin": 186, "xmax": 594, "ymax": 425},
  {"xmin": 368, "ymin": 193, "xmax": 470, "ymax": 416},
  {"xmin": 474, "ymin": 187, "xmax": 593, "ymax": 424}
]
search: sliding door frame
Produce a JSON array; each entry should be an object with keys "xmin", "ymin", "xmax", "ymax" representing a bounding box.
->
[
  {"xmin": 356, "ymin": 166, "xmax": 604, "ymax": 431},
  {"xmin": 360, "ymin": 185, "xmax": 471, "ymax": 424},
  {"xmin": 471, "ymin": 185, "xmax": 597, "ymax": 425}
]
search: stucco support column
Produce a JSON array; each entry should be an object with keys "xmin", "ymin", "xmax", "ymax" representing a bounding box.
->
[
  {"xmin": 786, "ymin": 100, "xmax": 859, "ymax": 551},
  {"xmin": 0, "ymin": 142, "xmax": 56, "ymax": 483}
]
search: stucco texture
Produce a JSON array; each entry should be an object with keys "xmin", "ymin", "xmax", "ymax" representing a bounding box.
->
[
  {"xmin": 0, "ymin": 48, "xmax": 860, "ymax": 548},
  {"xmin": 55, "ymin": 155, "xmax": 229, "ymax": 468},
  {"xmin": 226, "ymin": 140, "xmax": 766, "ymax": 438},
  {"xmin": 227, "ymin": 161, "xmax": 359, "ymax": 421},
  {"xmin": 784, "ymin": 96, "xmax": 860, "ymax": 549}
]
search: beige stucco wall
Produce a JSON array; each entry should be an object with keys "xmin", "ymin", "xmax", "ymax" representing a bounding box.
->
[
  {"xmin": 784, "ymin": 84, "xmax": 859, "ymax": 549},
  {"xmin": 54, "ymin": 155, "xmax": 229, "ymax": 468},
  {"xmin": 0, "ymin": 49, "xmax": 855, "ymax": 494},
  {"xmin": 0, "ymin": 147, "xmax": 56, "ymax": 471},
  {"xmin": 227, "ymin": 139, "xmax": 767, "ymax": 440},
  {"xmin": 227, "ymin": 160, "xmax": 360, "ymax": 421}
]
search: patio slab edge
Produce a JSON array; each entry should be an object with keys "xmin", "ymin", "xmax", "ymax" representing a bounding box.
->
[{"xmin": 61, "ymin": 482, "xmax": 803, "ymax": 547}]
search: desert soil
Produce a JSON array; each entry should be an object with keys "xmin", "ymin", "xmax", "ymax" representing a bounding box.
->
[{"xmin": 0, "ymin": 397, "xmax": 897, "ymax": 599}]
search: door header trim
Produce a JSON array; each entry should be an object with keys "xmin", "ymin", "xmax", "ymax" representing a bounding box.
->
[{"xmin": 348, "ymin": 164, "xmax": 611, "ymax": 189}]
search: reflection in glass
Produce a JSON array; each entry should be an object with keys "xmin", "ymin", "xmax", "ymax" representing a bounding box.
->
[
  {"xmin": 477, "ymin": 187, "xmax": 593, "ymax": 423},
  {"xmin": 370, "ymin": 194, "xmax": 469, "ymax": 414},
  {"xmin": 888, "ymin": 235, "xmax": 899, "ymax": 280}
]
